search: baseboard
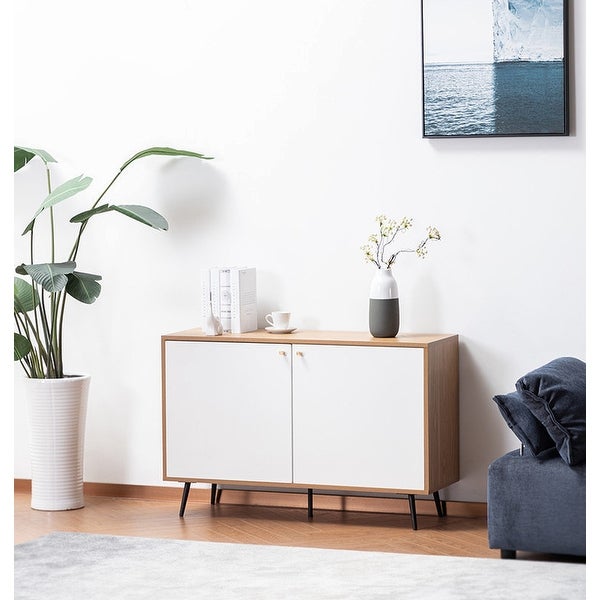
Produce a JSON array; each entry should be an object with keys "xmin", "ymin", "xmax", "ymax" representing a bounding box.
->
[{"xmin": 14, "ymin": 479, "xmax": 487, "ymax": 518}]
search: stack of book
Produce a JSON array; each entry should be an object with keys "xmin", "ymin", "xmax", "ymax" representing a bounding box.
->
[{"xmin": 200, "ymin": 267, "xmax": 257, "ymax": 334}]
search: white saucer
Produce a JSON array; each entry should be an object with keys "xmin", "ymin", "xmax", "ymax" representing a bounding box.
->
[{"xmin": 265, "ymin": 326, "xmax": 297, "ymax": 334}]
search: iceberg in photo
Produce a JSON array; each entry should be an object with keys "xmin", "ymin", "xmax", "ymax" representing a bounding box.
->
[
  {"xmin": 492, "ymin": 0, "xmax": 565, "ymax": 62},
  {"xmin": 422, "ymin": 0, "xmax": 567, "ymax": 136}
]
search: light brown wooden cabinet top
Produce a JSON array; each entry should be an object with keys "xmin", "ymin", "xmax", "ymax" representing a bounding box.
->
[{"xmin": 162, "ymin": 328, "xmax": 456, "ymax": 347}]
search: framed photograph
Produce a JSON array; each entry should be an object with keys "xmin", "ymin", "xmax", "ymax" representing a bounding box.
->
[{"xmin": 421, "ymin": 0, "xmax": 569, "ymax": 138}]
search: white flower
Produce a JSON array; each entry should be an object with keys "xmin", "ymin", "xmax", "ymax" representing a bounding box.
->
[{"xmin": 427, "ymin": 226, "xmax": 441, "ymax": 240}]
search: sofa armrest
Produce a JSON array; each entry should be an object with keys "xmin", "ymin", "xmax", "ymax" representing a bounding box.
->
[{"xmin": 487, "ymin": 450, "xmax": 586, "ymax": 557}]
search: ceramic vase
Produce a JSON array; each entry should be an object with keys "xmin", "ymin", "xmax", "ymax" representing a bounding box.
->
[
  {"xmin": 25, "ymin": 375, "xmax": 90, "ymax": 511},
  {"xmin": 369, "ymin": 268, "xmax": 399, "ymax": 338}
]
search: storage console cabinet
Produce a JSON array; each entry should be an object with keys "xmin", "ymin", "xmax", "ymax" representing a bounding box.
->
[{"xmin": 161, "ymin": 329, "xmax": 459, "ymax": 529}]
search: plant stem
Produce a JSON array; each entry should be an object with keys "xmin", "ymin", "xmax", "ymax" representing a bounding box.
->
[
  {"xmin": 380, "ymin": 226, "xmax": 400, "ymax": 267},
  {"xmin": 68, "ymin": 170, "xmax": 122, "ymax": 262},
  {"xmin": 14, "ymin": 311, "xmax": 42, "ymax": 377},
  {"xmin": 46, "ymin": 164, "xmax": 55, "ymax": 263},
  {"xmin": 50, "ymin": 291, "xmax": 62, "ymax": 376},
  {"xmin": 37, "ymin": 293, "xmax": 57, "ymax": 377},
  {"xmin": 57, "ymin": 290, "xmax": 68, "ymax": 376},
  {"xmin": 59, "ymin": 167, "xmax": 125, "ymax": 376}
]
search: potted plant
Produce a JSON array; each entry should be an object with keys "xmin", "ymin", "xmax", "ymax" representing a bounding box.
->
[{"xmin": 14, "ymin": 145, "xmax": 211, "ymax": 510}]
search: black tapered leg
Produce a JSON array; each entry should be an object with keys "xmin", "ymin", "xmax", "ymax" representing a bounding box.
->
[
  {"xmin": 308, "ymin": 488, "xmax": 314, "ymax": 519},
  {"xmin": 408, "ymin": 494, "xmax": 418, "ymax": 530},
  {"xmin": 433, "ymin": 491, "xmax": 447, "ymax": 517},
  {"xmin": 210, "ymin": 483, "xmax": 218, "ymax": 505},
  {"xmin": 179, "ymin": 482, "xmax": 191, "ymax": 517},
  {"xmin": 501, "ymin": 549, "xmax": 516, "ymax": 559}
]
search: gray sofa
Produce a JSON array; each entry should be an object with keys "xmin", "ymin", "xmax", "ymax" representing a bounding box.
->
[
  {"xmin": 488, "ymin": 449, "xmax": 585, "ymax": 557},
  {"xmin": 487, "ymin": 357, "xmax": 586, "ymax": 559}
]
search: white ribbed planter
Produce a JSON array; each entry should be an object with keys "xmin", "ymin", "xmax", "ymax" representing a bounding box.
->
[{"xmin": 25, "ymin": 375, "xmax": 90, "ymax": 511}]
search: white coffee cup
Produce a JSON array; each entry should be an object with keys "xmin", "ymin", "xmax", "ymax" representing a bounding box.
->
[{"xmin": 265, "ymin": 311, "xmax": 291, "ymax": 329}]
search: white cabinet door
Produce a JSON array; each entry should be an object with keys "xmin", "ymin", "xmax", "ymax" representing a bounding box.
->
[
  {"xmin": 165, "ymin": 341, "xmax": 292, "ymax": 483},
  {"xmin": 292, "ymin": 345, "xmax": 424, "ymax": 490}
]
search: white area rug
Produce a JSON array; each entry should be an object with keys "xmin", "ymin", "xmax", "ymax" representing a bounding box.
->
[{"xmin": 14, "ymin": 532, "xmax": 585, "ymax": 599}]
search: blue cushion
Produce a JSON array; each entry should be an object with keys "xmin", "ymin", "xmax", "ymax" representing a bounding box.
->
[
  {"xmin": 492, "ymin": 391, "xmax": 556, "ymax": 456},
  {"xmin": 516, "ymin": 357, "xmax": 586, "ymax": 466}
]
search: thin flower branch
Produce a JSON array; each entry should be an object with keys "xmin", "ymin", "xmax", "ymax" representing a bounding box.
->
[{"xmin": 362, "ymin": 216, "xmax": 441, "ymax": 269}]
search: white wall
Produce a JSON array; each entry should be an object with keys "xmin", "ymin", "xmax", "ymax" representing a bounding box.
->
[{"xmin": 13, "ymin": 0, "xmax": 586, "ymax": 502}]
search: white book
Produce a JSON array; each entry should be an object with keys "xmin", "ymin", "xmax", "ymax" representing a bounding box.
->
[
  {"xmin": 210, "ymin": 267, "xmax": 232, "ymax": 332},
  {"xmin": 199, "ymin": 268, "xmax": 212, "ymax": 321},
  {"xmin": 230, "ymin": 267, "xmax": 257, "ymax": 334}
]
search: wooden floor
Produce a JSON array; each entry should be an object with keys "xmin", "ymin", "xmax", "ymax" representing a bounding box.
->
[{"xmin": 15, "ymin": 488, "xmax": 583, "ymax": 563}]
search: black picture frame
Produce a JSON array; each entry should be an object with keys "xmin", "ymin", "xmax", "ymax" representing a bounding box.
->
[{"xmin": 421, "ymin": 0, "xmax": 569, "ymax": 138}]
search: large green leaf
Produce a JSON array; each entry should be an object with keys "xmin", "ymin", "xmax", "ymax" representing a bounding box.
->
[
  {"xmin": 14, "ymin": 148, "xmax": 35, "ymax": 172},
  {"xmin": 14, "ymin": 333, "xmax": 32, "ymax": 361},
  {"xmin": 66, "ymin": 271, "xmax": 102, "ymax": 304},
  {"xmin": 112, "ymin": 205, "xmax": 168, "ymax": 230},
  {"xmin": 14, "ymin": 277, "xmax": 40, "ymax": 313},
  {"xmin": 32, "ymin": 174, "xmax": 93, "ymax": 219},
  {"xmin": 14, "ymin": 146, "xmax": 57, "ymax": 172},
  {"xmin": 22, "ymin": 174, "xmax": 94, "ymax": 235},
  {"xmin": 70, "ymin": 203, "xmax": 168, "ymax": 229},
  {"xmin": 20, "ymin": 262, "xmax": 77, "ymax": 293},
  {"xmin": 69, "ymin": 204, "xmax": 111, "ymax": 223},
  {"xmin": 119, "ymin": 147, "xmax": 213, "ymax": 171}
]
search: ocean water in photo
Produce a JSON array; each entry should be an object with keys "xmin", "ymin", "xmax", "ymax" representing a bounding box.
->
[{"xmin": 423, "ymin": 61, "xmax": 565, "ymax": 136}]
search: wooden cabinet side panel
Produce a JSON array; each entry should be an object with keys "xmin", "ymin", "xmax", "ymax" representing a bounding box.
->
[
  {"xmin": 425, "ymin": 336, "xmax": 459, "ymax": 491},
  {"xmin": 161, "ymin": 338, "xmax": 168, "ymax": 480}
]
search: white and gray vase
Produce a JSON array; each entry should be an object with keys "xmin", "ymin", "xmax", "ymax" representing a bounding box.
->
[{"xmin": 369, "ymin": 268, "xmax": 399, "ymax": 338}]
